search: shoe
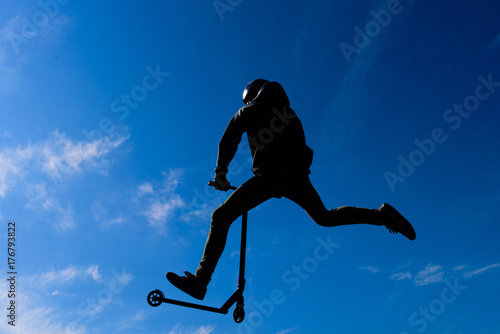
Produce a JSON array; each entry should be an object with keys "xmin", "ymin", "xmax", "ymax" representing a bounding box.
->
[
  {"xmin": 166, "ymin": 271, "xmax": 207, "ymax": 300},
  {"xmin": 379, "ymin": 203, "xmax": 416, "ymax": 241}
]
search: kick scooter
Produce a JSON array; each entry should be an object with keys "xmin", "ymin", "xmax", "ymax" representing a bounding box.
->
[{"xmin": 147, "ymin": 183, "xmax": 248, "ymax": 323}]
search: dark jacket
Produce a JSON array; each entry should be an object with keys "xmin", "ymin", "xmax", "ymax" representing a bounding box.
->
[{"xmin": 216, "ymin": 81, "xmax": 313, "ymax": 177}]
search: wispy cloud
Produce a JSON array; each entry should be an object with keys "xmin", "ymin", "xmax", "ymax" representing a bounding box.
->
[
  {"xmin": 165, "ymin": 324, "xmax": 216, "ymax": 334},
  {"xmin": 278, "ymin": 327, "xmax": 299, "ymax": 334},
  {"xmin": 390, "ymin": 271, "xmax": 412, "ymax": 281},
  {"xmin": 102, "ymin": 216, "xmax": 126, "ymax": 227},
  {"xmin": 0, "ymin": 6, "xmax": 73, "ymax": 96},
  {"xmin": 0, "ymin": 5, "xmax": 73, "ymax": 55},
  {"xmin": 0, "ymin": 130, "xmax": 129, "ymax": 198},
  {"xmin": 413, "ymin": 263, "xmax": 444, "ymax": 286},
  {"xmin": 0, "ymin": 145, "xmax": 34, "ymax": 197},
  {"xmin": 25, "ymin": 182, "xmax": 75, "ymax": 231},
  {"xmin": 144, "ymin": 197, "xmax": 184, "ymax": 230},
  {"xmin": 40, "ymin": 130, "xmax": 129, "ymax": 181},
  {"xmin": 161, "ymin": 168, "xmax": 184, "ymax": 193},
  {"xmin": 0, "ymin": 287, "xmax": 87, "ymax": 334},
  {"xmin": 91, "ymin": 200, "xmax": 126, "ymax": 228},
  {"xmin": 137, "ymin": 182, "xmax": 154, "ymax": 197},
  {"xmin": 359, "ymin": 265, "xmax": 380, "ymax": 274},
  {"xmin": 391, "ymin": 262, "xmax": 500, "ymax": 286},
  {"xmin": 116, "ymin": 310, "xmax": 146, "ymax": 332},
  {"xmin": 91, "ymin": 200, "xmax": 107, "ymax": 220},
  {"xmin": 178, "ymin": 198, "xmax": 221, "ymax": 224},
  {"xmin": 1, "ymin": 130, "xmax": 128, "ymax": 229},
  {"xmin": 178, "ymin": 184, "xmax": 227, "ymax": 224},
  {"xmin": 0, "ymin": 266, "xmax": 134, "ymax": 333},
  {"xmin": 463, "ymin": 263, "xmax": 500, "ymax": 279},
  {"xmin": 28, "ymin": 265, "xmax": 102, "ymax": 289},
  {"xmin": 137, "ymin": 169, "xmax": 186, "ymax": 232},
  {"xmin": 85, "ymin": 265, "xmax": 102, "ymax": 281},
  {"xmin": 137, "ymin": 169, "xmax": 185, "ymax": 196}
]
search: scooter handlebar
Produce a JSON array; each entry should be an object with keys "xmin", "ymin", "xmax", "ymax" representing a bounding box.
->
[{"xmin": 208, "ymin": 181, "xmax": 237, "ymax": 191}]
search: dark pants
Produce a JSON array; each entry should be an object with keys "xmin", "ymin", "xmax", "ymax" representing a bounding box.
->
[{"xmin": 195, "ymin": 174, "xmax": 383, "ymax": 284}]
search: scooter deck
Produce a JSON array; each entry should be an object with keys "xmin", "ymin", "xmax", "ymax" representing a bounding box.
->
[{"xmin": 147, "ymin": 287, "xmax": 243, "ymax": 315}]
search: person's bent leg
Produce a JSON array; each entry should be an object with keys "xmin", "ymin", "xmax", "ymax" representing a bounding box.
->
[
  {"xmin": 194, "ymin": 205, "xmax": 234, "ymax": 285},
  {"xmin": 195, "ymin": 175, "xmax": 277, "ymax": 285}
]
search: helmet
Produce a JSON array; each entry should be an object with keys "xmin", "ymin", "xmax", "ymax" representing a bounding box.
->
[{"xmin": 242, "ymin": 79, "xmax": 269, "ymax": 104}]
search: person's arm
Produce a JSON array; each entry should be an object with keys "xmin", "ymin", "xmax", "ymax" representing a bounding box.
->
[{"xmin": 212, "ymin": 110, "xmax": 246, "ymax": 190}]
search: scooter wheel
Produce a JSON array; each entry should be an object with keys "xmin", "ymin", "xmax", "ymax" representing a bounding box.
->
[
  {"xmin": 233, "ymin": 305, "xmax": 245, "ymax": 323},
  {"xmin": 147, "ymin": 289, "xmax": 164, "ymax": 307}
]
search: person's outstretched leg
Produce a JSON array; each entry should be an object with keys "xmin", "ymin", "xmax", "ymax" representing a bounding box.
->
[
  {"xmin": 283, "ymin": 176, "xmax": 415, "ymax": 239},
  {"xmin": 167, "ymin": 175, "xmax": 277, "ymax": 300},
  {"xmin": 283, "ymin": 176, "xmax": 381, "ymax": 226}
]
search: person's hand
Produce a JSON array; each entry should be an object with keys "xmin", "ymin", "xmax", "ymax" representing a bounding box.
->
[{"xmin": 210, "ymin": 168, "xmax": 230, "ymax": 191}]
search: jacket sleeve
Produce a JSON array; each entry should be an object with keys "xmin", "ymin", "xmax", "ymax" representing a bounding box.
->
[{"xmin": 216, "ymin": 109, "xmax": 247, "ymax": 171}]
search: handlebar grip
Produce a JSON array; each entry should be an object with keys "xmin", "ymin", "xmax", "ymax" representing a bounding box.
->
[{"xmin": 208, "ymin": 181, "xmax": 237, "ymax": 191}]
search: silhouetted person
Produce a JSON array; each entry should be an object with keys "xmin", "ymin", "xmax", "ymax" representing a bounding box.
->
[{"xmin": 167, "ymin": 79, "xmax": 415, "ymax": 300}]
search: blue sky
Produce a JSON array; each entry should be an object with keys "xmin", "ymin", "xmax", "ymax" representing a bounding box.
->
[{"xmin": 0, "ymin": 0, "xmax": 499, "ymax": 333}]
